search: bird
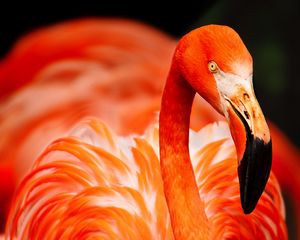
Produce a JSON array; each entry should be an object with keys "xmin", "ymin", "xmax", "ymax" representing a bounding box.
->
[
  {"xmin": 4, "ymin": 23, "xmax": 288, "ymax": 239},
  {"xmin": 0, "ymin": 18, "xmax": 176, "ymax": 231}
]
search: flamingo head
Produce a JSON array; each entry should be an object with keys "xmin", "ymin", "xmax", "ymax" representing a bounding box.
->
[{"xmin": 176, "ymin": 24, "xmax": 272, "ymax": 214}]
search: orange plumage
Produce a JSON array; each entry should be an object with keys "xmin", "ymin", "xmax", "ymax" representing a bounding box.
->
[
  {"xmin": 5, "ymin": 119, "xmax": 287, "ymax": 239},
  {"xmin": 0, "ymin": 18, "xmax": 297, "ymax": 239},
  {"xmin": 0, "ymin": 19, "xmax": 175, "ymax": 214}
]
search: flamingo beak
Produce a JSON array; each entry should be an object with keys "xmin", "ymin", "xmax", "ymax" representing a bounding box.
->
[{"xmin": 223, "ymin": 86, "xmax": 272, "ymax": 214}]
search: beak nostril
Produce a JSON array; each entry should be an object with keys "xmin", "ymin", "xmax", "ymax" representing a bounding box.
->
[{"xmin": 243, "ymin": 93, "xmax": 250, "ymax": 101}]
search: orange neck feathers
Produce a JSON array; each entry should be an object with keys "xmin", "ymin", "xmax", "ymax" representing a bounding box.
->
[
  {"xmin": 159, "ymin": 25, "xmax": 254, "ymax": 239},
  {"xmin": 159, "ymin": 62, "xmax": 209, "ymax": 239},
  {"xmin": 159, "ymin": 25, "xmax": 272, "ymax": 239}
]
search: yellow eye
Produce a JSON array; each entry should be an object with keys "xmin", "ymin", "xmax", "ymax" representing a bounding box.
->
[{"xmin": 208, "ymin": 61, "xmax": 218, "ymax": 73}]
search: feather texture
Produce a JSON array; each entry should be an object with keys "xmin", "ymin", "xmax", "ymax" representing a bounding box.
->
[{"xmin": 6, "ymin": 119, "xmax": 287, "ymax": 239}]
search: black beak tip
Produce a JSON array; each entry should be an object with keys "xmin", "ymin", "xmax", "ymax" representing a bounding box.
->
[
  {"xmin": 238, "ymin": 138, "xmax": 272, "ymax": 214},
  {"xmin": 241, "ymin": 199, "xmax": 257, "ymax": 214},
  {"xmin": 242, "ymin": 206, "xmax": 255, "ymax": 215}
]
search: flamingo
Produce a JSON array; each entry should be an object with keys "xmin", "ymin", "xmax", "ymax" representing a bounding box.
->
[
  {"xmin": 0, "ymin": 18, "xmax": 176, "ymax": 231},
  {"xmin": 4, "ymin": 23, "xmax": 288, "ymax": 239}
]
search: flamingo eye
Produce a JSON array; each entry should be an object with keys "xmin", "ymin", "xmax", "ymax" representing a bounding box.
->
[{"xmin": 208, "ymin": 61, "xmax": 218, "ymax": 73}]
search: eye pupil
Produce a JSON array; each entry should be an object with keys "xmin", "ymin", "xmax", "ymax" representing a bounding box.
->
[{"xmin": 208, "ymin": 61, "xmax": 218, "ymax": 73}]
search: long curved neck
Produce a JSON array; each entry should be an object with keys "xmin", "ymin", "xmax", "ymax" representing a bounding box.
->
[{"xmin": 159, "ymin": 63, "xmax": 209, "ymax": 239}]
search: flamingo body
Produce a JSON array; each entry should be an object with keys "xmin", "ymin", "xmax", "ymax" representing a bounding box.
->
[
  {"xmin": 6, "ymin": 119, "xmax": 287, "ymax": 239},
  {"xmin": 0, "ymin": 19, "xmax": 295, "ymax": 238},
  {"xmin": 0, "ymin": 20, "xmax": 175, "ymax": 226}
]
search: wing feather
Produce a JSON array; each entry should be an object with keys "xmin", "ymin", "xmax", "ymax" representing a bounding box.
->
[{"xmin": 6, "ymin": 119, "xmax": 287, "ymax": 239}]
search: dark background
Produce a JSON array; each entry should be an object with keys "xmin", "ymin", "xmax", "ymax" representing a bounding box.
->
[{"xmin": 0, "ymin": 0, "xmax": 299, "ymax": 238}]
